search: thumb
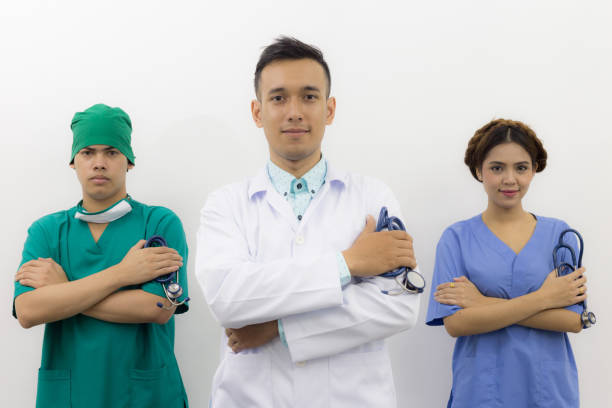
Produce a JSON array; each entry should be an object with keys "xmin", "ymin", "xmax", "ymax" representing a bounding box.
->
[
  {"xmin": 130, "ymin": 239, "xmax": 147, "ymax": 251},
  {"xmin": 362, "ymin": 215, "xmax": 377, "ymax": 234}
]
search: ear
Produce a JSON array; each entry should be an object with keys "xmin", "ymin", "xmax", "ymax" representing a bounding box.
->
[
  {"xmin": 251, "ymin": 99, "xmax": 263, "ymax": 128},
  {"xmin": 326, "ymin": 96, "xmax": 336, "ymax": 125},
  {"xmin": 475, "ymin": 168, "xmax": 483, "ymax": 182},
  {"xmin": 127, "ymin": 163, "xmax": 134, "ymax": 172},
  {"xmin": 69, "ymin": 162, "xmax": 75, "ymax": 170}
]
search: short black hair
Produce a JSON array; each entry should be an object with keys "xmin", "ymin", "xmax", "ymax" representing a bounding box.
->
[{"xmin": 254, "ymin": 36, "xmax": 331, "ymax": 99}]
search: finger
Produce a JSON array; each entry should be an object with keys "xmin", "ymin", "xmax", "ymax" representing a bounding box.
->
[
  {"xmin": 388, "ymin": 230, "xmax": 413, "ymax": 242},
  {"xmin": 566, "ymin": 268, "xmax": 585, "ymax": 280},
  {"xmin": 434, "ymin": 294, "xmax": 458, "ymax": 305},
  {"xmin": 436, "ymin": 282, "xmax": 459, "ymax": 290},
  {"xmin": 19, "ymin": 260, "xmax": 39, "ymax": 268},
  {"xmin": 131, "ymin": 240, "xmax": 147, "ymax": 250},
  {"xmin": 154, "ymin": 258, "xmax": 184, "ymax": 270},
  {"xmin": 396, "ymin": 240, "xmax": 414, "ymax": 250},
  {"xmin": 395, "ymin": 256, "xmax": 417, "ymax": 270},
  {"xmin": 153, "ymin": 266, "xmax": 182, "ymax": 278},
  {"xmin": 363, "ymin": 215, "xmax": 376, "ymax": 233},
  {"xmin": 18, "ymin": 278, "xmax": 40, "ymax": 288},
  {"xmin": 22, "ymin": 260, "xmax": 47, "ymax": 269},
  {"xmin": 572, "ymin": 275, "xmax": 587, "ymax": 287},
  {"xmin": 225, "ymin": 328, "xmax": 232, "ymax": 337},
  {"xmin": 454, "ymin": 276, "xmax": 468, "ymax": 282},
  {"xmin": 154, "ymin": 252, "xmax": 183, "ymax": 262}
]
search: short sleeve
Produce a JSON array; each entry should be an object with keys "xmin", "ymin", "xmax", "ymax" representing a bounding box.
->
[
  {"xmin": 13, "ymin": 221, "xmax": 53, "ymax": 318},
  {"xmin": 141, "ymin": 209, "xmax": 190, "ymax": 314},
  {"xmin": 425, "ymin": 228, "xmax": 464, "ymax": 326}
]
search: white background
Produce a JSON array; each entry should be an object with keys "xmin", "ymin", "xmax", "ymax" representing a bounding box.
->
[{"xmin": 1, "ymin": 1, "xmax": 611, "ymax": 406}]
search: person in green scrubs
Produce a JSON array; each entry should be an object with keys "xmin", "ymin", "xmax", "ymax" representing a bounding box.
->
[{"xmin": 13, "ymin": 104, "xmax": 190, "ymax": 408}]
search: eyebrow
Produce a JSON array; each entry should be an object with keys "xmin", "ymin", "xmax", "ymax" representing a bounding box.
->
[
  {"xmin": 82, "ymin": 146, "xmax": 118, "ymax": 152},
  {"xmin": 267, "ymin": 85, "xmax": 321, "ymax": 95},
  {"xmin": 487, "ymin": 160, "xmax": 531, "ymax": 165}
]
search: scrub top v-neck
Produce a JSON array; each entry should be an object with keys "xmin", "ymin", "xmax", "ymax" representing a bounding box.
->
[
  {"xmin": 14, "ymin": 198, "xmax": 190, "ymax": 408},
  {"xmin": 426, "ymin": 214, "xmax": 584, "ymax": 408}
]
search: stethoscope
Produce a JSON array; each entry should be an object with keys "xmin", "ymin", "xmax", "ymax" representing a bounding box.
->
[
  {"xmin": 375, "ymin": 207, "xmax": 426, "ymax": 295},
  {"xmin": 145, "ymin": 235, "xmax": 190, "ymax": 310},
  {"xmin": 552, "ymin": 229, "xmax": 596, "ymax": 328}
]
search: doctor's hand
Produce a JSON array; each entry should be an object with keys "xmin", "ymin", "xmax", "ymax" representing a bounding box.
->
[
  {"xmin": 434, "ymin": 276, "xmax": 488, "ymax": 308},
  {"xmin": 225, "ymin": 321, "xmax": 279, "ymax": 353},
  {"xmin": 342, "ymin": 215, "xmax": 416, "ymax": 277},
  {"xmin": 14, "ymin": 258, "xmax": 68, "ymax": 288},
  {"xmin": 115, "ymin": 240, "xmax": 183, "ymax": 286},
  {"xmin": 537, "ymin": 268, "xmax": 587, "ymax": 309}
]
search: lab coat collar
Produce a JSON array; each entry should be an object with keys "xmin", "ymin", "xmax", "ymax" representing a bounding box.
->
[{"xmin": 248, "ymin": 161, "xmax": 348, "ymax": 200}]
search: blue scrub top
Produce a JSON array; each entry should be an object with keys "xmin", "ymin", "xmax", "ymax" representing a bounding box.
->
[{"xmin": 426, "ymin": 214, "xmax": 584, "ymax": 408}]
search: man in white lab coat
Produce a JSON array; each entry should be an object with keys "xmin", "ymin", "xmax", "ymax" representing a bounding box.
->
[{"xmin": 196, "ymin": 36, "xmax": 421, "ymax": 407}]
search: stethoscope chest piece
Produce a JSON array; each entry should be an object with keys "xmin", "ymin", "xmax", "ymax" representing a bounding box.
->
[
  {"xmin": 582, "ymin": 311, "xmax": 596, "ymax": 328},
  {"xmin": 404, "ymin": 270, "xmax": 426, "ymax": 293},
  {"xmin": 145, "ymin": 235, "xmax": 190, "ymax": 310}
]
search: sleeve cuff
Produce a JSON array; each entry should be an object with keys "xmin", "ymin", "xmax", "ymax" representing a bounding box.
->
[
  {"xmin": 278, "ymin": 319, "xmax": 288, "ymax": 347},
  {"xmin": 337, "ymin": 252, "xmax": 352, "ymax": 287}
]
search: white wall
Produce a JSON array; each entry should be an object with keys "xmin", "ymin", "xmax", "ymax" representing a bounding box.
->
[{"xmin": 1, "ymin": 1, "xmax": 610, "ymax": 406}]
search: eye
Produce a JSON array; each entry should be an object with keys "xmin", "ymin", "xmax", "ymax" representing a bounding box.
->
[
  {"xmin": 107, "ymin": 150, "xmax": 118, "ymax": 156},
  {"xmin": 517, "ymin": 164, "xmax": 529, "ymax": 172},
  {"xmin": 490, "ymin": 165, "xmax": 502, "ymax": 172},
  {"xmin": 304, "ymin": 94, "xmax": 318, "ymax": 101},
  {"xmin": 270, "ymin": 95, "xmax": 284, "ymax": 103},
  {"xmin": 81, "ymin": 150, "xmax": 91, "ymax": 156}
]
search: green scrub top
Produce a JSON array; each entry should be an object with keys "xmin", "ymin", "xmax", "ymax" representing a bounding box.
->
[{"xmin": 13, "ymin": 198, "xmax": 189, "ymax": 408}]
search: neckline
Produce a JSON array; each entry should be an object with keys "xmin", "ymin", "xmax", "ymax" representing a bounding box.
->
[{"xmin": 474, "ymin": 213, "xmax": 539, "ymax": 258}]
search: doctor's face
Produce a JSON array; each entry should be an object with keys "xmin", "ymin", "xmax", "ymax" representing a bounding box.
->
[
  {"xmin": 477, "ymin": 142, "xmax": 536, "ymax": 210},
  {"xmin": 70, "ymin": 144, "xmax": 133, "ymax": 210},
  {"xmin": 252, "ymin": 58, "xmax": 336, "ymax": 173}
]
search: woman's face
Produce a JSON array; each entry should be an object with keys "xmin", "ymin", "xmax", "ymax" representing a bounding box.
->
[{"xmin": 477, "ymin": 142, "xmax": 536, "ymax": 210}]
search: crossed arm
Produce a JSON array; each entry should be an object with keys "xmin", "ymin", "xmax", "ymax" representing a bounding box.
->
[
  {"xmin": 202, "ymin": 208, "xmax": 419, "ymax": 355},
  {"xmin": 434, "ymin": 269, "xmax": 587, "ymax": 337},
  {"xmin": 14, "ymin": 240, "xmax": 183, "ymax": 328}
]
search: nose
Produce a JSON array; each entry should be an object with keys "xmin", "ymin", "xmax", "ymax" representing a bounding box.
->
[
  {"xmin": 287, "ymin": 98, "xmax": 303, "ymax": 122},
  {"xmin": 93, "ymin": 152, "xmax": 107, "ymax": 170},
  {"xmin": 502, "ymin": 169, "xmax": 517, "ymax": 185}
]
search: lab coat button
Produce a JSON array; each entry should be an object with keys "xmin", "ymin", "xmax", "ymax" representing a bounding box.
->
[
  {"xmin": 296, "ymin": 361, "xmax": 306, "ymax": 367},
  {"xmin": 295, "ymin": 235, "xmax": 304, "ymax": 245}
]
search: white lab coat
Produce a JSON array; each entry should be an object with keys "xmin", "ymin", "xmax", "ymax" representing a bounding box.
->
[{"xmin": 196, "ymin": 164, "xmax": 420, "ymax": 408}]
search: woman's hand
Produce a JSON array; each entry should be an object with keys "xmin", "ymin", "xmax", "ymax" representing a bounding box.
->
[
  {"xmin": 537, "ymin": 268, "xmax": 587, "ymax": 309},
  {"xmin": 434, "ymin": 276, "xmax": 488, "ymax": 308}
]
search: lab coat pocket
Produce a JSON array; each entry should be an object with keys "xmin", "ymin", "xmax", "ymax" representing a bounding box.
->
[
  {"xmin": 36, "ymin": 369, "xmax": 71, "ymax": 408},
  {"xmin": 536, "ymin": 360, "xmax": 579, "ymax": 407},
  {"xmin": 129, "ymin": 365, "xmax": 167, "ymax": 408},
  {"xmin": 215, "ymin": 352, "xmax": 272, "ymax": 407},
  {"xmin": 451, "ymin": 355, "xmax": 501, "ymax": 408},
  {"xmin": 329, "ymin": 350, "xmax": 395, "ymax": 407}
]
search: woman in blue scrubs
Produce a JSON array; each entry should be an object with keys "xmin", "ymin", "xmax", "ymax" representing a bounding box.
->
[{"xmin": 426, "ymin": 119, "xmax": 588, "ymax": 408}]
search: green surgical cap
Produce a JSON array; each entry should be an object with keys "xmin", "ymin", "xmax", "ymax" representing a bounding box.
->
[{"xmin": 70, "ymin": 104, "xmax": 135, "ymax": 164}]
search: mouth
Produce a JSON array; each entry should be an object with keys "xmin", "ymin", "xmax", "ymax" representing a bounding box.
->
[
  {"xmin": 499, "ymin": 189, "xmax": 519, "ymax": 197},
  {"xmin": 90, "ymin": 176, "xmax": 110, "ymax": 185},
  {"xmin": 282, "ymin": 128, "xmax": 310, "ymax": 137}
]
